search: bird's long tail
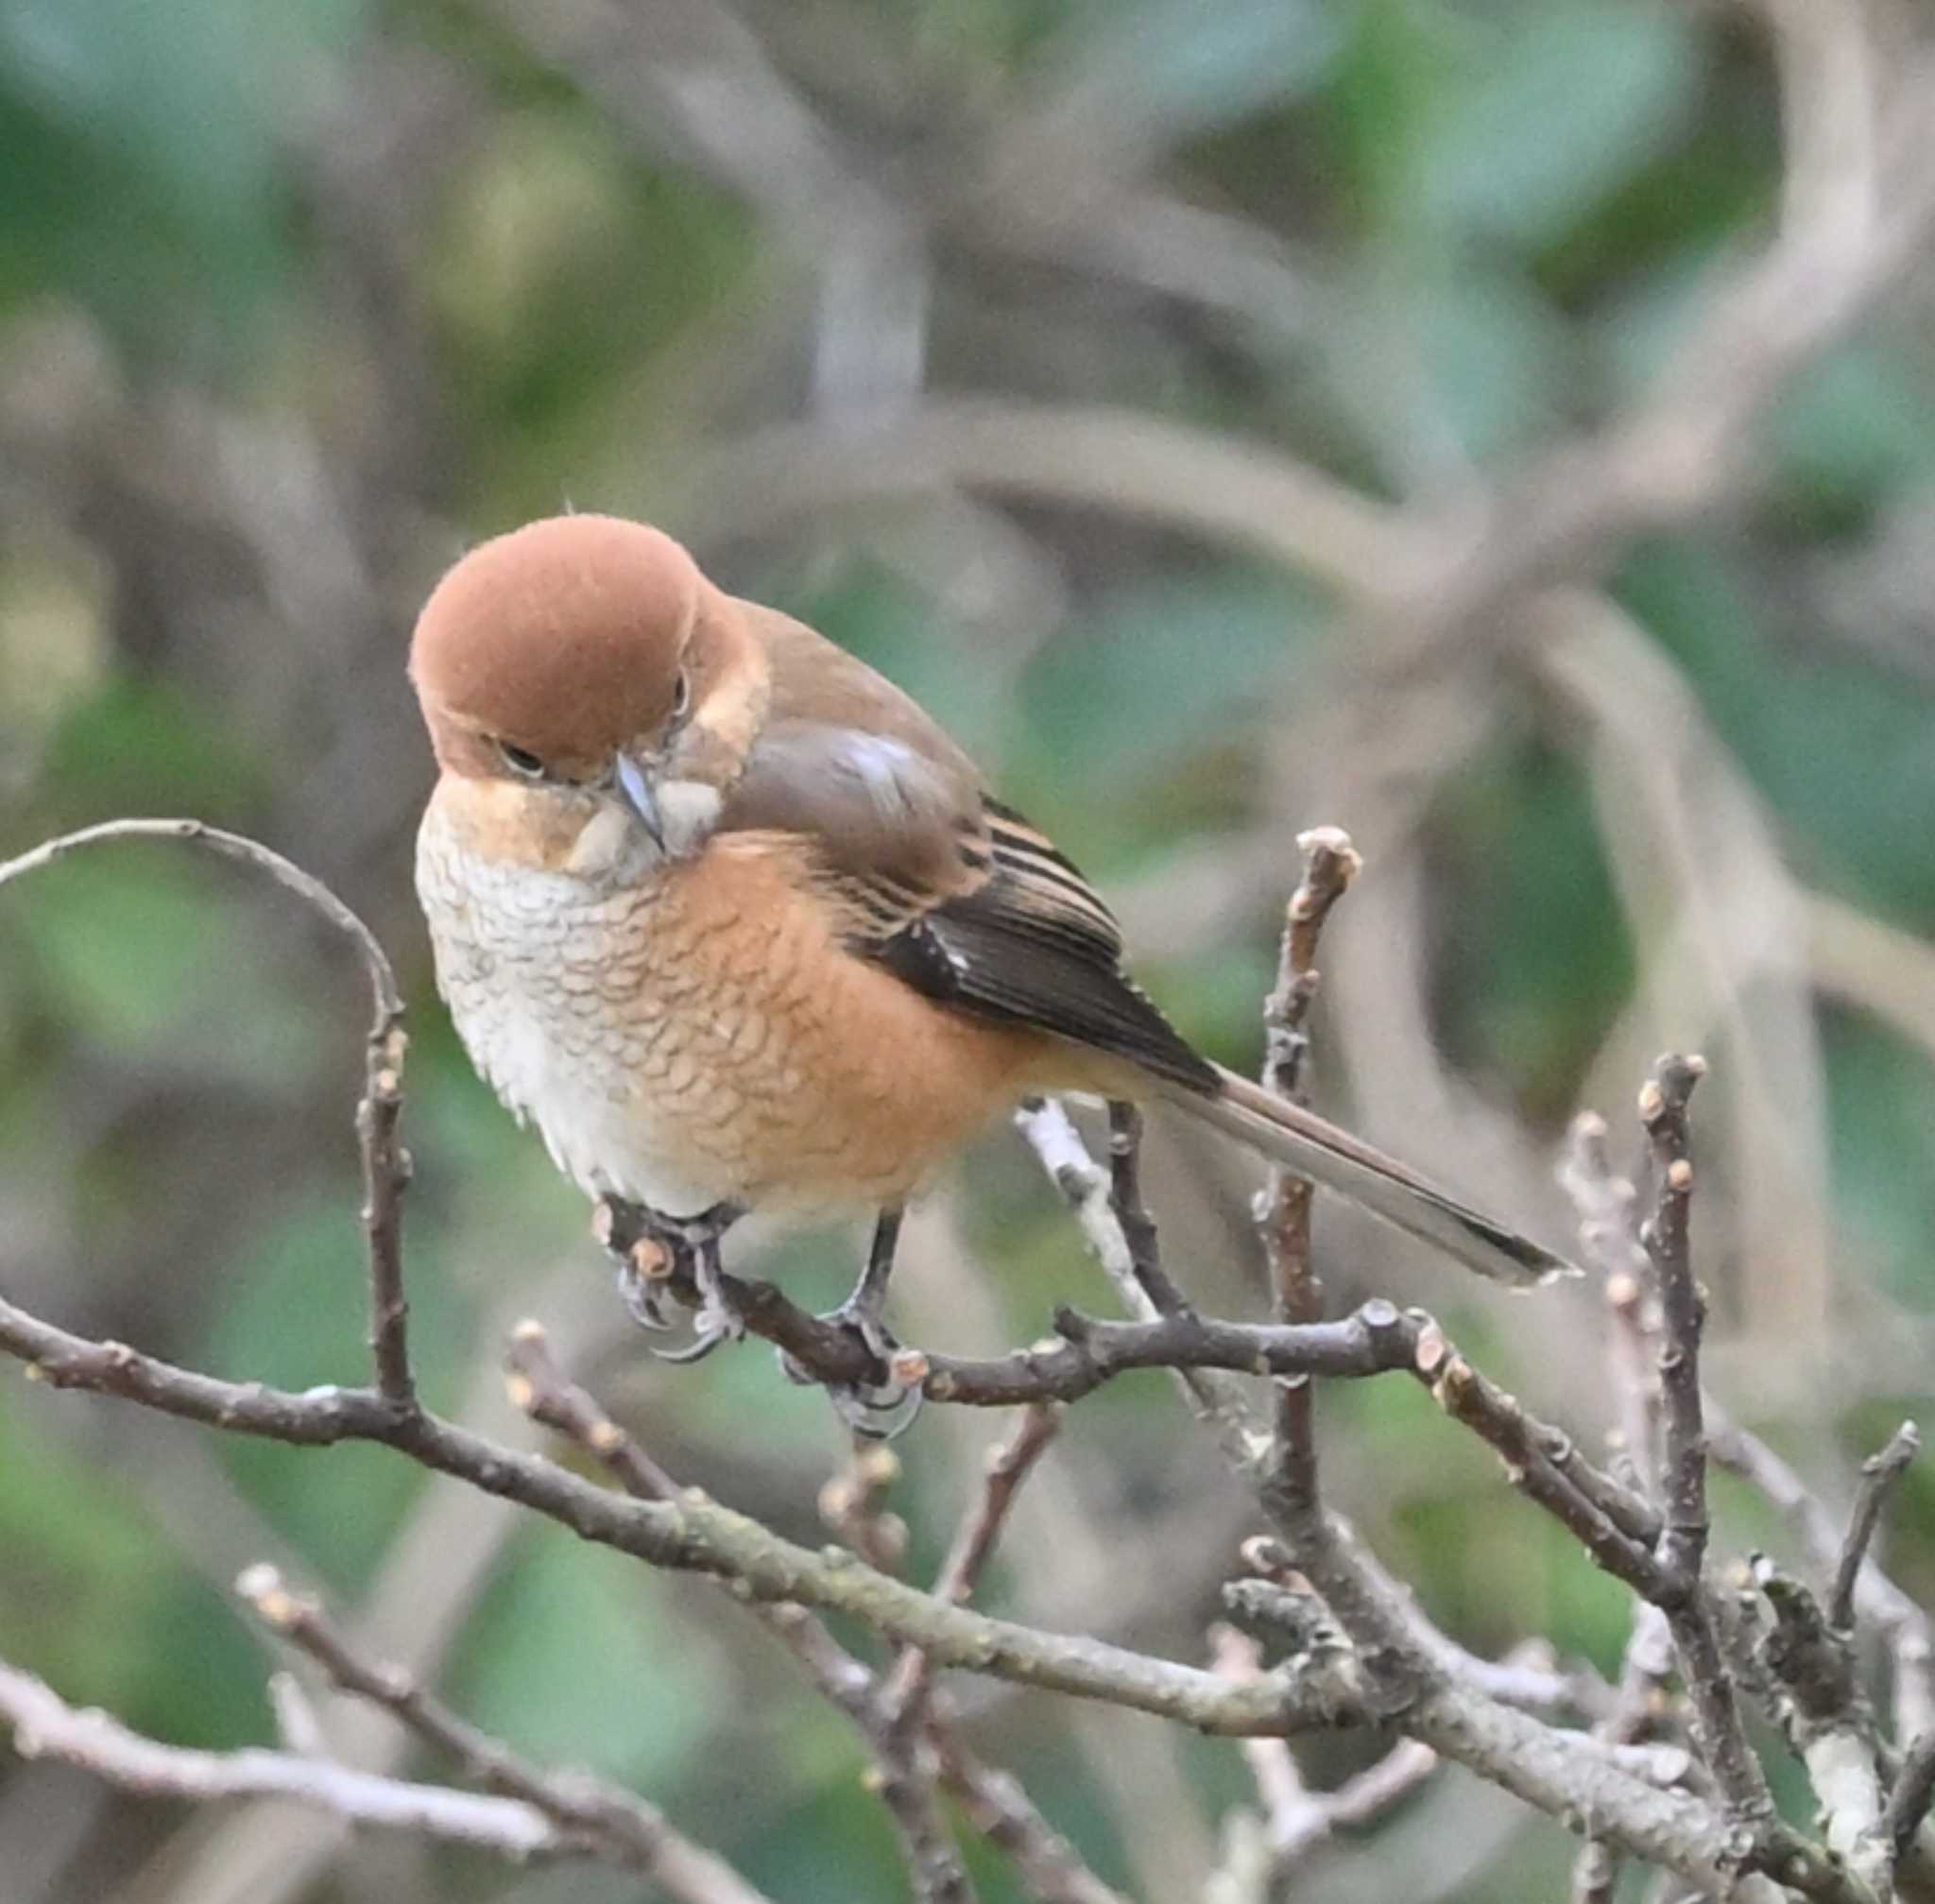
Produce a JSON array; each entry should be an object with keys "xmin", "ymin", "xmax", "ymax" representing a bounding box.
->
[{"xmin": 1162, "ymin": 1066, "xmax": 1576, "ymax": 1288}]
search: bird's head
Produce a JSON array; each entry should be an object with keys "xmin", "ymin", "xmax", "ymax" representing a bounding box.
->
[{"xmin": 408, "ymin": 515, "xmax": 769, "ymax": 876}]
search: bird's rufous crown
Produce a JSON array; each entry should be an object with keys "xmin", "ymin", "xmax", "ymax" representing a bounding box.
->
[{"xmin": 409, "ymin": 514, "xmax": 708, "ymax": 776}]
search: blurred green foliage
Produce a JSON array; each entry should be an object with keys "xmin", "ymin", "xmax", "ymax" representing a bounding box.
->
[{"xmin": 4, "ymin": 1, "xmax": 1935, "ymax": 1900}]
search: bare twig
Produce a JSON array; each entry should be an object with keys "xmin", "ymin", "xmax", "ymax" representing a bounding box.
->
[
  {"xmin": 1638, "ymin": 1054, "xmax": 1710, "ymax": 1593},
  {"xmin": 1883, "ymin": 1730, "xmax": 1935, "ymax": 1861},
  {"xmin": 1016, "ymin": 1098, "xmax": 1259, "ymax": 1453},
  {"xmin": 1635, "ymin": 1055, "xmax": 1772, "ymax": 1830},
  {"xmin": 1257, "ymin": 826, "xmax": 1362, "ymax": 1529},
  {"xmin": 356, "ymin": 1018, "xmax": 415, "ymax": 1410},
  {"xmin": 1751, "ymin": 1554, "xmax": 1888, "ymax": 1888},
  {"xmin": 235, "ymin": 1567, "xmax": 767, "ymax": 1902},
  {"xmin": 930, "ymin": 1405, "xmax": 1063, "ymax": 1610},
  {"xmin": 1412, "ymin": 1326, "xmax": 1670, "ymax": 1597},
  {"xmin": 0, "ymin": 1658, "xmax": 575, "ymax": 1865},
  {"xmin": 0, "ymin": 818, "xmax": 417, "ymax": 1407},
  {"xmin": 1572, "ymin": 1079, "xmax": 1924, "ymax": 1893},
  {"xmin": 1208, "ymin": 1621, "xmax": 1435, "ymax": 1884},
  {"xmin": 3, "ymin": 1258, "xmax": 1861, "ymax": 1893},
  {"xmin": 1557, "ymin": 1108, "xmax": 1660, "ymax": 1489},
  {"xmin": 882, "ymin": 1403, "xmax": 1063, "ymax": 1732},
  {"xmin": 811, "ymin": 1441, "xmax": 974, "ymax": 1904},
  {"xmin": 820, "ymin": 1441, "xmax": 912, "ymax": 1576},
  {"xmin": 1104, "ymin": 1102, "xmax": 1177, "ymax": 1310},
  {"xmin": 1832, "ymin": 1423, "xmax": 1922, "ymax": 1634},
  {"xmin": 1, "ymin": 1290, "xmax": 1297, "ymax": 1733},
  {"xmin": 1709, "ymin": 1413, "xmax": 1935, "ymax": 1741},
  {"xmin": 1572, "ymin": 1841, "xmax": 1620, "ymax": 1904},
  {"xmin": 1571, "ymin": 1603, "xmax": 1678, "ymax": 1904},
  {"xmin": 927, "ymin": 1737, "xmax": 1129, "ymax": 1904},
  {"xmin": 505, "ymin": 1326, "xmax": 1067, "ymax": 1904}
]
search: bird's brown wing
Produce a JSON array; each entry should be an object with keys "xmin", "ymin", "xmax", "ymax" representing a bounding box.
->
[
  {"xmin": 720, "ymin": 607, "xmax": 1214, "ymax": 1091},
  {"xmin": 871, "ymin": 798, "xmax": 1218, "ymax": 1093}
]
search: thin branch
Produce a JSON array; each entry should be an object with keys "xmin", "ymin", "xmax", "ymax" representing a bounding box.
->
[
  {"xmin": 1571, "ymin": 1604, "xmax": 1678, "ymax": 1904},
  {"xmin": 0, "ymin": 1291, "xmax": 1298, "ymax": 1734},
  {"xmin": 4, "ymin": 1266, "xmax": 1831, "ymax": 1893},
  {"xmin": 820, "ymin": 1441, "xmax": 912, "ymax": 1577},
  {"xmin": 356, "ymin": 1019, "xmax": 415, "ymax": 1409},
  {"xmin": 503, "ymin": 1323, "xmax": 874, "ymax": 1727},
  {"xmin": 0, "ymin": 1657, "xmax": 573, "ymax": 1863},
  {"xmin": 1751, "ymin": 1554, "xmax": 1887, "ymax": 1889},
  {"xmin": 1571, "ymin": 1084, "xmax": 1925, "ymax": 1890},
  {"xmin": 2, "ymin": 1120, "xmax": 1884, "ymax": 1900},
  {"xmin": 1411, "ymin": 1327, "xmax": 1671, "ymax": 1598},
  {"xmin": 505, "ymin": 1327, "xmax": 1083, "ymax": 1904},
  {"xmin": 882, "ymin": 1403, "xmax": 1063, "ymax": 1733},
  {"xmin": 1638, "ymin": 1054, "xmax": 1711, "ymax": 1594},
  {"xmin": 930, "ymin": 1405, "xmax": 1063, "ymax": 1610},
  {"xmin": 1016, "ymin": 1097, "xmax": 1259, "ymax": 1452},
  {"xmin": 1635, "ymin": 1055, "xmax": 1772, "ymax": 1830},
  {"xmin": 1557, "ymin": 1108, "xmax": 1660, "ymax": 1490},
  {"xmin": 0, "ymin": 818, "xmax": 417, "ymax": 1407},
  {"xmin": 235, "ymin": 1566, "xmax": 768, "ymax": 1903},
  {"xmin": 1257, "ymin": 826, "xmax": 1362, "ymax": 1530},
  {"xmin": 1708, "ymin": 1412, "xmax": 1935, "ymax": 1741},
  {"xmin": 926, "ymin": 1735, "xmax": 1129, "ymax": 1904},
  {"xmin": 1883, "ymin": 1730, "xmax": 1935, "ymax": 1861},
  {"xmin": 1571, "ymin": 1841, "xmax": 1620, "ymax": 1904},
  {"xmin": 1832, "ymin": 1423, "xmax": 1922, "ymax": 1634},
  {"xmin": 3, "ymin": 819, "xmax": 1906, "ymax": 1903},
  {"xmin": 1208, "ymin": 1621, "xmax": 1436, "ymax": 1883},
  {"xmin": 1104, "ymin": 1102, "xmax": 1178, "ymax": 1311},
  {"xmin": 811, "ymin": 1443, "xmax": 975, "ymax": 1904}
]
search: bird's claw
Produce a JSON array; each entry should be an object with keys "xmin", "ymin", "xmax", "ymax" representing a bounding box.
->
[
  {"xmin": 829, "ymin": 1373, "xmax": 924, "ymax": 1441},
  {"xmin": 779, "ymin": 1295, "xmax": 924, "ymax": 1440},
  {"xmin": 598, "ymin": 1195, "xmax": 747, "ymax": 1351},
  {"xmin": 613, "ymin": 1257, "xmax": 676, "ymax": 1330},
  {"xmin": 651, "ymin": 1322, "xmax": 732, "ymax": 1365},
  {"xmin": 652, "ymin": 1269, "xmax": 749, "ymax": 1364}
]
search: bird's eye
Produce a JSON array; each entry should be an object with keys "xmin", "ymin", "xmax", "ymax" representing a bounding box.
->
[
  {"xmin": 496, "ymin": 740, "xmax": 547, "ymax": 779},
  {"xmin": 670, "ymin": 669, "xmax": 691, "ymax": 723}
]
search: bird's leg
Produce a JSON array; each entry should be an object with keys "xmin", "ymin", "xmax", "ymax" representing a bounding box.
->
[
  {"xmin": 833, "ymin": 1205, "xmax": 904, "ymax": 1360},
  {"xmin": 594, "ymin": 1194, "xmax": 748, "ymax": 1360},
  {"xmin": 780, "ymin": 1207, "xmax": 922, "ymax": 1439}
]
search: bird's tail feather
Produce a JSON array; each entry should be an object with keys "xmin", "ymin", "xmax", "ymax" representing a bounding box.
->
[{"xmin": 1165, "ymin": 1067, "xmax": 1576, "ymax": 1289}]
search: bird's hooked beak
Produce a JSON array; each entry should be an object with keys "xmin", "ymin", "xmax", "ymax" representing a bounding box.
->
[{"xmin": 613, "ymin": 751, "xmax": 664, "ymax": 849}]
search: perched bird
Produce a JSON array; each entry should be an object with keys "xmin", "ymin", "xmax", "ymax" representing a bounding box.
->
[{"xmin": 410, "ymin": 514, "xmax": 1567, "ymax": 1425}]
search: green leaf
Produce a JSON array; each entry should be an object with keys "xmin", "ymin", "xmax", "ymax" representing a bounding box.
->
[
  {"xmin": 1824, "ymin": 1011, "xmax": 1935, "ymax": 1311},
  {"xmin": 1766, "ymin": 344, "xmax": 1935, "ymax": 525},
  {"xmin": 1039, "ymin": 0, "xmax": 1342, "ymax": 157},
  {"xmin": 1407, "ymin": 0, "xmax": 1703, "ymax": 249},
  {"xmin": 1429, "ymin": 729, "xmax": 1635, "ymax": 1113},
  {"xmin": 1621, "ymin": 541, "xmax": 1935, "ymax": 931},
  {"xmin": 1011, "ymin": 569, "xmax": 1314, "ymax": 819},
  {"xmin": 0, "ymin": 0, "xmax": 367, "ymax": 351}
]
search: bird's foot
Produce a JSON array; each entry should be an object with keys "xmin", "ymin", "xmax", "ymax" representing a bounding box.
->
[
  {"xmin": 596, "ymin": 1195, "xmax": 748, "ymax": 1358},
  {"xmin": 779, "ymin": 1295, "xmax": 923, "ymax": 1440},
  {"xmin": 787, "ymin": 1208, "xmax": 921, "ymax": 1438}
]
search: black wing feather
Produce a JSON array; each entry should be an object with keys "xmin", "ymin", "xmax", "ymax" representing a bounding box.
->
[{"xmin": 868, "ymin": 799, "xmax": 1218, "ymax": 1095}]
